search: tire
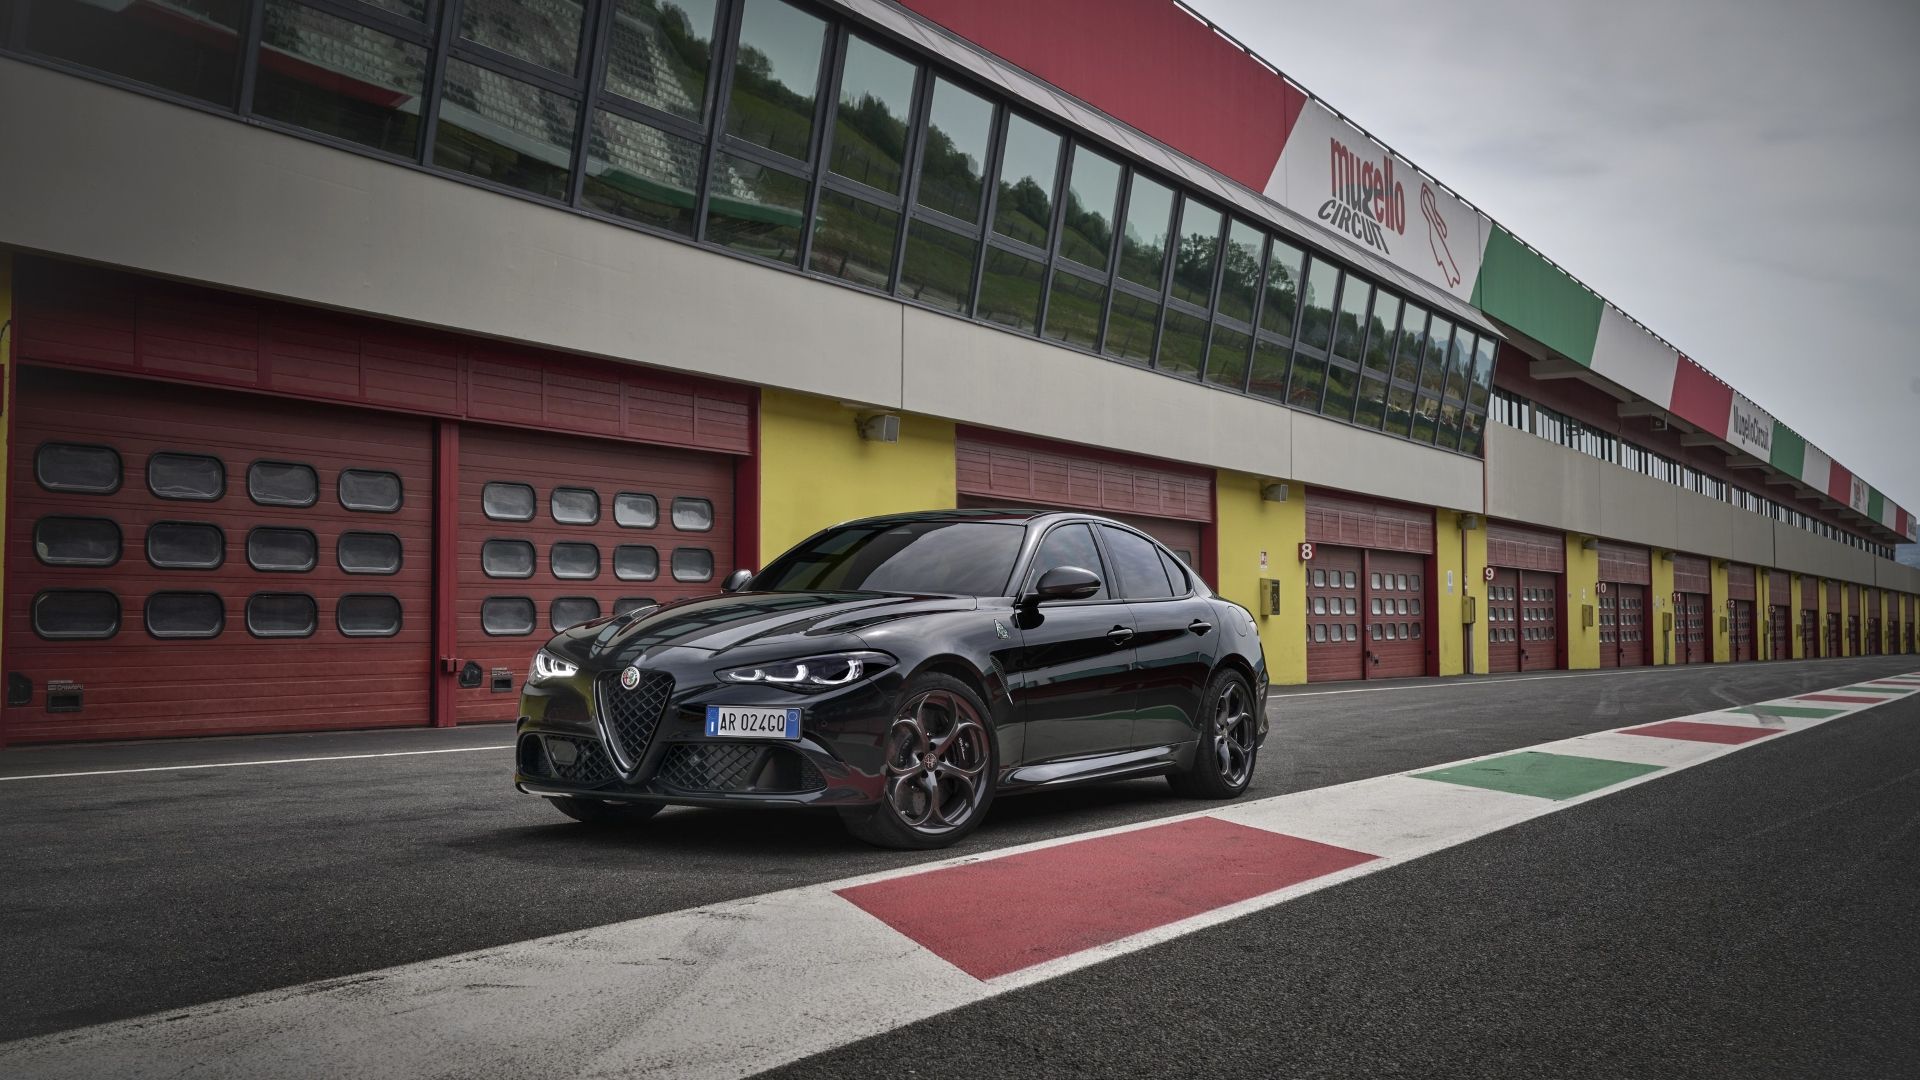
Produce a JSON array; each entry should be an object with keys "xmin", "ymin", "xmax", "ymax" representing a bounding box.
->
[
  {"xmin": 841, "ymin": 672, "xmax": 998, "ymax": 850},
  {"xmin": 545, "ymin": 796, "xmax": 662, "ymax": 826},
  {"xmin": 1167, "ymin": 667, "xmax": 1259, "ymax": 799}
]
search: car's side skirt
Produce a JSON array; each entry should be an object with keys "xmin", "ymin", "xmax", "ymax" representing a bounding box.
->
[{"xmin": 999, "ymin": 742, "xmax": 1195, "ymax": 792}]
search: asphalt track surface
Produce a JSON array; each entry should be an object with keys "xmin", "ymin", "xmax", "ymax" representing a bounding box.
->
[{"xmin": 2, "ymin": 656, "xmax": 1915, "ymax": 1077}]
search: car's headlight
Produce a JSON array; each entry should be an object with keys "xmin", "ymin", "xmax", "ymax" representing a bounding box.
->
[
  {"xmin": 529, "ymin": 649, "xmax": 579, "ymax": 684},
  {"xmin": 717, "ymin": 652, "xmax": 893, "ymax": 692}
]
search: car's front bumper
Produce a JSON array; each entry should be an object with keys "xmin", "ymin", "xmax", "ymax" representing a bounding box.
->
[{"xmin": 513, "ymin": 658, "xmax": 906, "ymax": 809}]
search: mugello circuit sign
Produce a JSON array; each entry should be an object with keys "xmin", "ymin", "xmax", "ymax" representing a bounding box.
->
[{"xmin": 1264, "ymin": 104, "xmax": 1489, "ymax": 301}]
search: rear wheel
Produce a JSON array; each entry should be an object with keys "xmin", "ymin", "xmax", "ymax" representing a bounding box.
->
[
  {"xmin": 1167, "ymin": 668, "xmax": 1258, "ymax": 798},
  {"xmin": 545, "ymin": 797, "xmax": 662, "ymax": 826},
  {"xmin": 841, "ymin": 673, "xmax": 997, "ymax": 850}
]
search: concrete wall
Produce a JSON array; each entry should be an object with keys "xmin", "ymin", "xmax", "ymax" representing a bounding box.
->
[
  {"xmin": 0, "ymin": 60, "xmax": 1477, "ymax": 516},
  {"xmin": 1487, "ymin": 421, "xmax": 1905, "ymax": 589}
]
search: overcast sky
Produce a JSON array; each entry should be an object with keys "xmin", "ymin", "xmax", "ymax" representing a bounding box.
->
[{"xmin": 1193, "ymin": 0, "xmax": 1920, "ymax": 513}]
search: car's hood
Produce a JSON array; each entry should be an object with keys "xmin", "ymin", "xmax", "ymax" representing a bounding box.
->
[{"xmin": 567, "ymin": 590, "xmax": 978, "ymax": 663}]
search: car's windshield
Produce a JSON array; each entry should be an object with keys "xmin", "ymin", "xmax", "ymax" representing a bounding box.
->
[{"xmin": 753, "ymin": 520, "xmax": 1026, "ymax": 596}]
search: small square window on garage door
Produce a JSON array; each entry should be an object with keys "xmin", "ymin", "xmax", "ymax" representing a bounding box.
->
[
  {"xmin": 34, "ymin": 516, "xmax": 122, "ymax": 567},
  {"xmin": 552, "ymin": 597, "xmax": 601, "ymax": 631},
  {"xmin": 147, "ymin": 452, "xmax": 226, "ymax": 500},
  {"xmin": 338, "ymin": 532, "xmax": 403, "ymax": 575},
  {"xmin": 551, "ymin": 542, "xmax": 600, "ymax": 580},
  {"xmin": 481, "ymin": 539, "xmax": 536, "ymax": 578},
  {"xmin": 145, "ymin": 592, "xmax": 225, "ymax": 639},
  {"xmin": 248, "ymin": 461, "xmax": 319, "ymax": 507},
  {"xmin": 36, "ymin": 443, "xmax": 122, "ymax": 494},
  {"xmin": 671, "ymin": 497, "xmax": 713, "ymax": 531},
  {"xmin": 671, "ymin": 547, "xmax": 713, "ymax": 582},
  {"xmin": 34, "ymin": 590, "xmax": 121, "ymax": 639},
  {"xmin": 246, "ymin": 593, "xmax": 317, "ymax": 638},
  {"xmin": 338, "ymin": 594, "xmax": 403, "ymax": 638},
  {"xmin": 482, "ymin": 596, "xmax": 536, "ymax": 635},
  {"xmin": 147, "ymin": 521, "xmax": 226, "ymax": 570},
  {"xmin": 338, "ymin": 469, "xmax": 403, "ymax": 512},
  {"xmin": 483, "ymin": 482, "xmax": 536, "ymax": 522},
  {"xmin": 248, "ymin": 527, "xmax": 318, "ymax": 572},
  {"xmin": 552, "ymin": 488, "xmax": 600, "ymax": 525}
]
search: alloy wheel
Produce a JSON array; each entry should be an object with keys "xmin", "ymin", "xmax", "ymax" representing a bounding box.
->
[
  {"xmin": 1213, "ymin": 680, "xmax": 1256, "ymax": 788},
  {"xmin": 884, "ymin": 689, "xmax": 990, "ymax": 835}
]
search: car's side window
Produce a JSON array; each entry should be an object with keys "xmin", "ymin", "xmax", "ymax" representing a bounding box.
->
[
  {"xmin": 1098, "ymin": 525, "xmax": 1174, "ymax": 600},
  {"xmin": 1158, "ymin": 548, "xmax": 1191, "ymax": 596},
  {"xmin": 1029, "ymin": 523, "xmax": 1108, "ymax": 601}
]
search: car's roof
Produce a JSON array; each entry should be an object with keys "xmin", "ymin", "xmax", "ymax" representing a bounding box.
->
[{"xmin": 836, "ymin": 507, "xmax": 1082, "ymax": 527}]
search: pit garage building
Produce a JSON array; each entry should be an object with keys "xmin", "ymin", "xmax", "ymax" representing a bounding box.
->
[{"xmin": 0, "ymin": 0, "xmax": 1914, "ymax": 744}]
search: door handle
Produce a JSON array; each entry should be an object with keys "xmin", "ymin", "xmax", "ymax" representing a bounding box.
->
[
  {"xmin": 1188, "ymin": 619, "xmax": 1213, "ymax": 635},
  {"xmin": 1107, "ymin": 626, "xmax": 1135, "ymax": 645}
]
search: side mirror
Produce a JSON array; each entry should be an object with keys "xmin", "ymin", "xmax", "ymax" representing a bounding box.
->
[
  {"xmin": 1028, "ymin": 565, "xmax": 1102, "ymax": 605},
  {"xmin": 721, "ymin": 569, "xmax": 755, "ymax": 593}
]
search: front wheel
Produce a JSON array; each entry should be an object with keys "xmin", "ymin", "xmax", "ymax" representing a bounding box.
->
[
  {"xmin": 1167, "ymin": 668, "xmax": 1259, "ymax": 799},
  {"xmin": 545, "ymin": 796, "xmax": 662, "ymax": 826},
  {"xmin": 841, "ymin": 673, "xmax": 997, "ymax": 850}
]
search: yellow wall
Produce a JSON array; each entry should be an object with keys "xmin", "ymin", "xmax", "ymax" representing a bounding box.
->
[
  {"xmin": 757, "ymin": 389, "xmax": 956, "ymax": 562},
  {"xmin": 1435, "ymin": 511, "xmax": 1487, "ymax": 676},
  {"xmin": 1650, "ymin": 553, "xmax": 1676, "ymax": 666},
  {"xmin": 1563, "ymin": 535, "xmax": 1600, "ymax": 670},
  {"xmin": 1213, "ymin": 471, "xmax": 1306, "ymax": 685}
]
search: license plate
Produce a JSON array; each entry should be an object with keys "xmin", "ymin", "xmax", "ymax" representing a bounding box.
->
[{"xmin": 704, "ymin": 705, "xmax": 801, "ymax": 740}]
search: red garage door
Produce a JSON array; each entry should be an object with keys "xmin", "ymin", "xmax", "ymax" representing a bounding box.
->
[
  {"xmin": 1486, "ymin": 522, "xmax": 1564, "ymax": 674},
  {"xmin": 1727, "ymin": 564, "xmax": 1756, "ymax": 663},
  {"xmin": 1800, "ymin": 575, "xmax": 1819, "ymax": 659},
  {"xmin": 1305, "ymin": 546, "xmax": 1363, "ymax": 682},
  {"xmin": 1599, "ymin": 584, "xmax": 1647, "ymax": 669},
  {"xmin": 1304, "ymin": 494, "xmax": 1435, "ymax": 682},
  {"xmin": 1864, "ymin": 588, "xmax": 1882, "ymax": 655},
  {"xmin": 1597, "ymin": 540, "xmax": 1650, "ymax": 669},
  {"xmin": 1767, "ymin": 571, "xmax": 1790, "ymax": 661},
  {"xmin": 454, "ymin": 425, "xmax": 736, "ymax": 724},
  {"xmin": 5, "ymin": 368, "xmax": 433, "ymax": 742},
  {"xmin": 1674, "ymin": 554, "xmax": 1711, "ymax": 665},
  {"xmin": 1847, "ymin": 583, "xmax": 1862, "ymax": 656},
  {"xmin": 954, "ymin": 431, "xmax": 1211, "ymax": 575}
]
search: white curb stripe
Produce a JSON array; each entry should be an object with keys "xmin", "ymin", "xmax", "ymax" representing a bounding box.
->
[
  {"xmin": 0, "ymin": 744, "xmax": 513, "ymax": 782},
  {"xmin": 2, "ymin": 672, "xmax": 1914, "ymax": 1080}
]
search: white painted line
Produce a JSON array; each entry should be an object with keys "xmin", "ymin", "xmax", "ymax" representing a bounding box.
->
[
  {"xmin": 0, "ymin": 673, "xmax": 1910, "ymax": 1080},
  {"xmin": 0, "ymin": 744, "xmax": 514, "ymax": 783}
]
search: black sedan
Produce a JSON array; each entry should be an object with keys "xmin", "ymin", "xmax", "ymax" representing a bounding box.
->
[{"xmin": 514, "ymin": 509, "xmax": 1269, "ymax": 849}]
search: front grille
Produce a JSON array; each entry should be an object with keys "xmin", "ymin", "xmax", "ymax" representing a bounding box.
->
[
  {"xmin": 599, "ymin": 670, "xmax": 676, "ymax": 771},
  {"xmin": 656, "ymin": 743, "xmax": 826, "ymax": 793},
  {"xmin": 520, "ymin": 733, "xmax": 615, "ymax": 786}
]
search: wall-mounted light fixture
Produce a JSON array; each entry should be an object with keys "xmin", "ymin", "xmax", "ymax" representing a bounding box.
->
[
  {"xmin": 1459, "ymin": 514, "xmax": 1483, "ymax": 530},
  {"xmin": 1260, "ymin": 482, "xmax": 1289, "ymax": 503},
  {"xmin": 857, "ymin": 413, "xmax": 900, "ymax": 443},
  {"xmin": 1581, "ymin": 536, "xmax": 1600, "ymax": 550}
]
